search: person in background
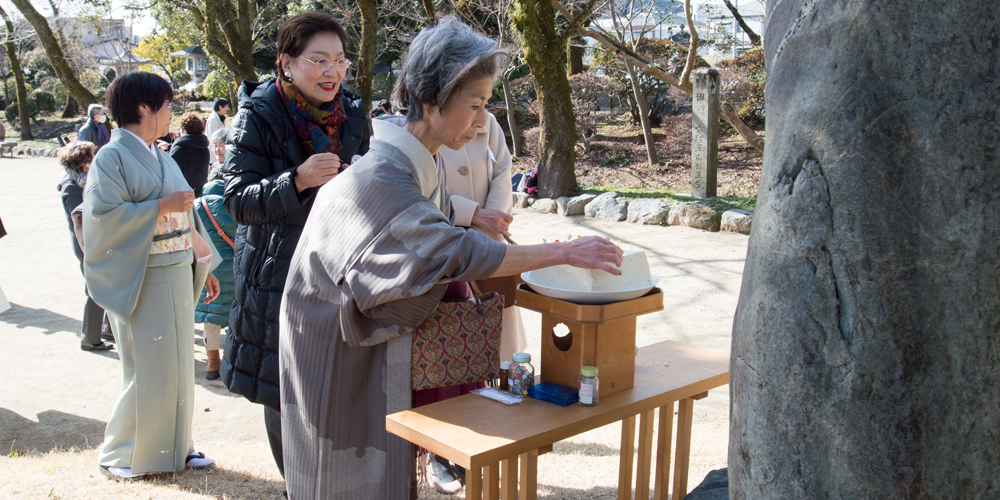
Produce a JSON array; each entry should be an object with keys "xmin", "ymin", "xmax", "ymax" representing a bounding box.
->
[
  {"xmin": 206, "ymin": 98, "xmax": 229, "ymax": 164},
  {"xmin": 57, "ymin": 140, "xmax": 113, "ymax": 352},
  {"xmin": 194, "ymin": 146, "xmax": 236, "ymax": 380},
  {"xmin": 170, "ymin": 113, "xmax": 211, "ymax": 197},
  {"xmin": 221, "ymin": 11, "xmax": 371, "ymax": 481},
  {"xmin": 77, "ymin": 105, "xmax": 110, "ymax": 150},
  {"xmin": 370, "ymin": 98, "xmax": 392, "ymax": 118},
  {"xmin": 208, "ymin": 128, "xmax": 228, "ymax": 181},
  {"xmin": 82, "ymin": 70, "xmax": 221, "ymax": 481}
]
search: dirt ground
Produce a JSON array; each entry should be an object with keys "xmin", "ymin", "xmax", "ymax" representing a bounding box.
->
[{"xmin": 0, "ymin": 157, "xmax": 749, "ymax": 499}]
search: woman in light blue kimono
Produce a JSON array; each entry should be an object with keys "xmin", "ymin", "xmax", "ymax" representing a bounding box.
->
[{"xmin": 83, "ymin": 71, "xmax": 223, "ymax": 481}]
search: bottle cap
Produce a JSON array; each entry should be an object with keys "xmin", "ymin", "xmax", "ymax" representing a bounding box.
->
[
  {"xmin": 512, "ymin": 352, "xmax": 531, "ymax": 363},
  {"xmin": 581, "ymin": 366, "xmax": 599, "ymax": 377},
  {"xmin": 500, "ymin": 361, "xmax": 511, "ymax": 369}
]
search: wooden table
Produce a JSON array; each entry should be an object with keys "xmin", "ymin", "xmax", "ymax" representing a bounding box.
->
[{"xmin": 386, "ymin": 340, "xmax": 729, "ymax": 499}]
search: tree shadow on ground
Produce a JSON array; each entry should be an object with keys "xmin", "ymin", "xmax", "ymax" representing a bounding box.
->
[
  {"xmin": 0, "ymin": 302, "xmax": 79, "ymax": 335},
  {"xmin": 0, "ymin": 408, "xmax": 107, "ymax": 454},
  {"xmin": 535, "ymin": 484, "xmax": 619, "ymax": 499},
  {"xmin": 141, "ymin": 467, "xmax": 287, "ymax": 499},
  {"xmin": 550, "ymin": 441, "xmax": 621, "ymax": 457}
]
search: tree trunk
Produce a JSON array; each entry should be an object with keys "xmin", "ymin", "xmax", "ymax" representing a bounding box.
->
[
  {"xmin": 513, "ymin": 0, "xmax": 577, "ymax": 198},
  {"xmin": 420, "ymin": 0, "xmax": 436, "ymax": 22},
  {"xmin": 0, "ymin": 5, "xmax": 31, "ymax": 140},
  {"xmin": 730, "ymin": 2, "xmax": 1000, "ymax": 499},
  {"xmin": 501, "ymin": 78, "xmax": 523, "ymax": 157},
  {"xmin": 567, "ymin": 32, "xmax": 584, "ymax": 75},
  {"xmin": 625, "ymin": 61, "xmax": 657, "ymax": 165},
  {"xmin": 356, "ymin": 0, "xmax": 378, "ymax": 112},
  {"xmin": 8, "ymin": 0, "xmax": 95, "ymax": 110},
  {"xmin": 198, "ymin": 0, "xmax": 258, "ymax": 87},
  {"xmin": 61, "ymin": 95, "xmax": 78, "ymax": 118}
]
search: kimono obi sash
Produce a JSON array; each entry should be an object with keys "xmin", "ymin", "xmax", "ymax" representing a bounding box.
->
[{"xmin": 151, "ymin": 212, "xmax": 193, "ymax": 254}]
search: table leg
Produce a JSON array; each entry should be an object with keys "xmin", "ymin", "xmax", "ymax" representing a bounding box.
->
[
  {"xmin": 636, "ymin": 409, "xmax": 656, "ymax": 499},
  {"xmin": 672, "ymin": 398, "xmax": 695, "ymax": 500},
  {"xmin": 501, "ymin": 457, "xmax": 518, "ymax": 500},
  {"xmin": 467, "ymin": 466, "xmax": 483, "ymax": 500},
  {"xmin": 653, "ymin": 403, "xmax": 676, "ymax": 500},
  {"xmin": 484, "ymin": 462, "xmax": 500, "ymax": 500},
  {"xmin": 519, "ymin": 450, "xmax": 538, "ymax": 500},
  {"xmin": 617, "ymin": 415, "xmax": 637, "ymax": 500}
]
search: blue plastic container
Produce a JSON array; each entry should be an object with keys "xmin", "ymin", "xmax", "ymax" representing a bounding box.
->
[{"xmin": 528, "ymin": 382, "xmax": 580, "ymax": 406}]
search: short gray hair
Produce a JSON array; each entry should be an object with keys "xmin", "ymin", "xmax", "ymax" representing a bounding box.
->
[
  {"xmin": 392, "ymin": 16, "xmax": 507, "ymax": 122},
  {"xmin": 211, "ymin": 127, "xmax": 228, "ymax": 144},
  {"xmin": 87, "ymin": 104, "xmax": 103, "ymax": 118}
]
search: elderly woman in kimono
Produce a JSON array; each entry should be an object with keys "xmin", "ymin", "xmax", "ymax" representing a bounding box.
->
[
  {"xmin": 279, "ymin": 16, "xmax": 624, "ymax": 499},
  {"xmin": 82, "ymin": 71, "xmax": 222, "ymax": 481}
]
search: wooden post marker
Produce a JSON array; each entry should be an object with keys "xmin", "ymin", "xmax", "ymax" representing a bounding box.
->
[{"xmin": 691, "ymin": 68, "xmax": 720, "ymax": 198}]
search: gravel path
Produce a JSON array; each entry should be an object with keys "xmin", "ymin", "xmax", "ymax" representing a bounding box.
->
[{"xmin": 0, "ymin": 157, "xmax": 748, "ymax": 499}]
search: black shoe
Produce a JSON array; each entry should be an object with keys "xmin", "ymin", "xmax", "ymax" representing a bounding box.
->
[
  {"xmin": 81, "ymin": 341, "xmax": 114, "ymax": 351},
  {"xmin": 205, "ymin": 370, "xmax": 220, "ymax": 380},
  {"xmin": 101, "ymin": 332, "xmax": 115, "ymax": 343},
  {"xmin": 429, "ymin": 453, "xmax": 464, "ymax": 494}
]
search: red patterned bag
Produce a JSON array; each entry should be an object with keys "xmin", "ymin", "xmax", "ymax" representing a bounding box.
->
[{"xmin": 411, "ymin": 288, "xmax": 504, "ymax": 391}]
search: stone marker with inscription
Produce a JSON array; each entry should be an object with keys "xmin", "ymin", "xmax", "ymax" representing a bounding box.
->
[{"xmin": 691, "ymin": 68, "xmax": 720, "ymax": 198}]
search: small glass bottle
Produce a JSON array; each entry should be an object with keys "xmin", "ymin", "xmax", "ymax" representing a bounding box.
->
[
  {"xmin": 499, "ymin": 361, "xmax": 511, "ymax": 391},
  {"xmin": 508, "ymin": 353, "xmax": 535, "ymax": 399},
  {"xmin": 579, "ymin": 366, "xmax": 600, "ymax": 406}
]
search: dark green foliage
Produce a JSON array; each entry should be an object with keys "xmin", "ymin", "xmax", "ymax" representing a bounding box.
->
[
  {"xmin": 31, "ymin": 90, "xmax": 55, "ymax": 113},
  {"xmin": 4, "ymin": 99, "xmax": 38, "ymax": 123}
]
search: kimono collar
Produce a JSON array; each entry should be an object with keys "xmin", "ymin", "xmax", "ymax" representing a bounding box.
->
[
  {"xmin": 371, "ymin": 119, "xmax": 439, "ymax": 200},
  {"xmin": 115, "ymin": 128, "xmax": 160, "ymax": 164}
]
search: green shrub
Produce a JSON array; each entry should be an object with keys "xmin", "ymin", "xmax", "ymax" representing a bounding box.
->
[
  {"xmin": 31, "ymin": 90, "xmax": 57, "ymax": 113},
  {"xmin": 717, "ymin": 48, "xmax": 766, "ymax": 129},
  {"xmin": 201, "ymin": 70, "xmax": 232, "ymax": 99},
  {"xmin": 173, "ymin": 69, "xmax": 192, "ymax": 87},
  {"xmin": 5, "ymin": 99, "xmax": 39, "ymax": 124}
]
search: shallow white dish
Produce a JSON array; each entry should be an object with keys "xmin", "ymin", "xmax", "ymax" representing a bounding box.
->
[{"xmin": 521, "ymin": 271, "xmax": 660, "ymax": 305}]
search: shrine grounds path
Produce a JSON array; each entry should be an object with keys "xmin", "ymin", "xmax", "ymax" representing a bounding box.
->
[{"xmin": 0, "ymin": 157, "xmax": 749, "ymax": 499}]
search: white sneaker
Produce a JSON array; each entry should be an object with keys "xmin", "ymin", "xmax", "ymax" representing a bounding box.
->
[
  {"xmin": 100, "ymin": 465, "xmax": 145, "ymax": 480},
  {"xmin": 185, "ymin": 452, "xmax": 216, "ymax": 469}
]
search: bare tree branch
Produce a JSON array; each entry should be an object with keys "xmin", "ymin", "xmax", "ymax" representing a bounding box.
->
[
  {"xmin": 678, "ymin": 0, "xmax": 697, "ymax": 88},
  {"xmin": 721, "ymin": 0, "xmax": 760, "ymax": 47},
  {"xmin": 551, "ymin": 0, "xmax": 764, "ymax": 151}
]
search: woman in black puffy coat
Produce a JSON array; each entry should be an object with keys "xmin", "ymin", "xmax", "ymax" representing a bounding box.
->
[{"xmin": 221, "ymin": 11, "xmax": 371, "ymax": 479}]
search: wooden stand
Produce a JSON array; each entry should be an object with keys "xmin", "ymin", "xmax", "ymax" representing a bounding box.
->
[{"xmin": 515, "ymin": 284, "xmax": 664, "ymax": 397}]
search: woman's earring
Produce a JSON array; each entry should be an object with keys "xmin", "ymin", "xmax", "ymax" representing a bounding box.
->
[{"xmin": 284, "ymin": 72, "xmax": 291, "ymax": 81}]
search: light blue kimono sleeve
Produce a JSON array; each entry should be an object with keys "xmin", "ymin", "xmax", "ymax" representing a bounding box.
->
[{"xmin": 82, "ymin": 146, "xmax": 160, "ymax": 321}]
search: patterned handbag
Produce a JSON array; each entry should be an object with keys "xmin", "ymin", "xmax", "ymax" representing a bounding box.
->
[{"xmin": 411, "ymin": 285, "xmax": 504, "ymax": 391}]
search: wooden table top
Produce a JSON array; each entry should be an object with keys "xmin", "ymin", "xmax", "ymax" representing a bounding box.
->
[{"xmin": 386, "ymin": 340, "xmax": 730, "ymax": 469}]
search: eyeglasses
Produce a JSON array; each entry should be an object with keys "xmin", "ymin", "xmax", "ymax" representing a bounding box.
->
[{"xmin": 298, "ymin": 55, "xmax": 352, "ymax": 73}]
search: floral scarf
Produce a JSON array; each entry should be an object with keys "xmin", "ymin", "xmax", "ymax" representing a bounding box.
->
[{"xmin": 276, "ymin": 78, "xmax": 347, "ymax": 155}]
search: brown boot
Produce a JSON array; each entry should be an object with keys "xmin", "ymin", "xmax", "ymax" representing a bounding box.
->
[{"xmin": 206, "ymin": 350, "xmax": 221, "ymax": 380}]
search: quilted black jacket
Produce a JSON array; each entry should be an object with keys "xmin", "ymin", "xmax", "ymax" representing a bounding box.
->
[{"xmin": 220, "ymin": 79, "xmax": 371, "ymax": 410}]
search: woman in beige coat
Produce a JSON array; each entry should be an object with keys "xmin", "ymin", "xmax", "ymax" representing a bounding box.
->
[{"xmin": 380, "ymin": 110, "xmax": 526, "ymax": 361}]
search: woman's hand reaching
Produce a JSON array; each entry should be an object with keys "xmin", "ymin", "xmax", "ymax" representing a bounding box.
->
[
  {"xmin": 560, "ymin": 236, "xmax": 624, "ymax": 275},
  {"xmin": 294, "ymin": 153, "xmax": 342, "ymax": 192},
  {"xmin": 471, "ymin": 208, "xmax": 513, "ymax": 237},
  {"xmin": 203, "ymin": 273, "xmax": 220, "ymax": 303},
  {"xmin": 158, "ymin": 190, "xmax": 195, "ymax": 216}
]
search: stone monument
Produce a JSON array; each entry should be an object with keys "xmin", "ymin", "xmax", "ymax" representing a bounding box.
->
[
  {"xmin": 691, "ymin": 68, "xmax": 719, "ymax": 199},
  {"xmin": 730, "ymin": 1, "xmax": 1000, "ymax": 498}
]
